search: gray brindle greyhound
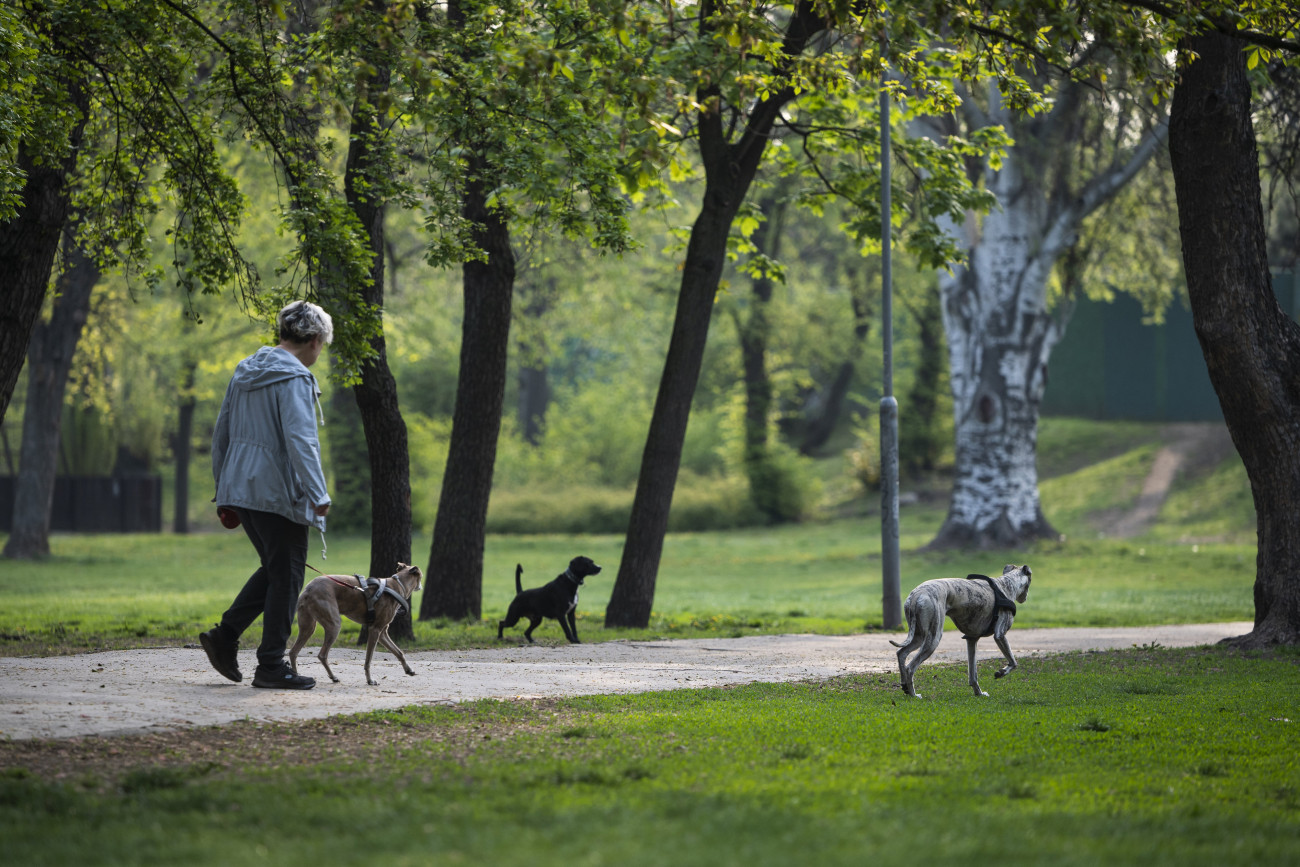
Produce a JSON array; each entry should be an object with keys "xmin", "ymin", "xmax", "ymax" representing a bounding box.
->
[{"xmin": 890, "ymin": 564, "xmax": 1033, "ymax": 698}]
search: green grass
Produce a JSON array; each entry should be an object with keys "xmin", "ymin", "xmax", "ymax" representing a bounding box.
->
[
  {"xmin": 2, "ymin": 646, "xmax": 1298, "ymax": 866},
  {"xmin": 0, "ymin": 521, "xmax": 1256, "ymax": 653},
  {"xmin": 1036, "ymin": 417, "xmax": 1168, "ymax": 480},
  {"xmin": 0, "ymin": 419, "xmax": 1287, "ymax": 865},
  {"xmin": 0, "ymin": 418, "xmax": 1259, "ymax": 653}
]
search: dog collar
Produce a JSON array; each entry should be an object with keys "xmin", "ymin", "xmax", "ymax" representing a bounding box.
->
[{"xmin": 563, "ymin": 568, "xmax": 582, "ymax": 585}]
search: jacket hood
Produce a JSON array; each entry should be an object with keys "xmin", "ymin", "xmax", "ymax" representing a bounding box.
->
[{"xmin": 230, "ymin": 346, "xmax": 314, "ymax": 392}]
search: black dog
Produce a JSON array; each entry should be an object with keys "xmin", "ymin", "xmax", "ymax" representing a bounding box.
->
[{"xmin": 497, "ymin": 556, "xmax": 601, "ymax": 644}]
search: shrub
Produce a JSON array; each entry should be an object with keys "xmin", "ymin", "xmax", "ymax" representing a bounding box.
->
[
  {"xmin": 742, "ymin": 442, "xmax": 822, "ymax": 524},
  {"xmin": 484, "ymin": 473, "xmax": 759, "ymax": 535}
]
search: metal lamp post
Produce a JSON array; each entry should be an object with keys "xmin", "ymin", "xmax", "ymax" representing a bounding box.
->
[{"xmin": 879, "ymin": 59, "xmax": 902, "ymax": 630}]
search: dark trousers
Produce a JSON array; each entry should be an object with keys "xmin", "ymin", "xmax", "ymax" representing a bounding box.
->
[{"xmin": 217, "ymin": 508, "xmax": 308, "ymax": 669}]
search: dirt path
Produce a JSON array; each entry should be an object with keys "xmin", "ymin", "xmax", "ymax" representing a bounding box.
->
[
  {"xmin": 1107, "ymin": 422, "xmax": 1236, "ymax": 538},
  {"xmin": 0, "ymin": 622, "xmax": 1251, "ymax": 741}
]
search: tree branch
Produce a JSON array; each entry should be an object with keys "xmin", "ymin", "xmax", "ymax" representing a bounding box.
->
[
  {"xmin": 1040, "ymin": 113, "xmax": 1169, "ymax": 265},
  {"xmin": 1114, "ymin": 0, "xmax": 1300, "ymax": 54}
]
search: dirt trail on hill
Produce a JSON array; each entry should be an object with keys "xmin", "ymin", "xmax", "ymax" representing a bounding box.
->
[
  {"xmin": 1106, "ymin": 422, "xmax": 1236, "ymax": 538},
  {"xmin": 0, "ymin": 622, "xmax": 1251, "ymax": 741}
]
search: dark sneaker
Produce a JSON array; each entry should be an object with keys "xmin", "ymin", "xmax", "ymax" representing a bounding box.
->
[
  {"xmin": 252, "ymin": 663, "xmax": 315, "ymax": 690},
  {"xmin": 199, "ymin": 627, "xmax": 242, "ymax": 682}
]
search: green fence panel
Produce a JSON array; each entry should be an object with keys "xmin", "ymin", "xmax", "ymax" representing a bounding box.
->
[{"xmin": 1042, "ymin": 272, "xmax": 1295, "ymax": 421}]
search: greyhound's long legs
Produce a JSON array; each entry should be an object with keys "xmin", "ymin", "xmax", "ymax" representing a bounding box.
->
[
  {"xmin": 966, "ymin": 637, "xmax": 988, "ymax": 696},
  {"xmin": 376, "ymin": 628, "xmax": 415, "ymax": 675},
  {"xmin": 901, "ymin": 630, "xmax": 943, "ymax": 699},
  {"xmin": 289, "ymin": 612, "xmax": 316, "ymax": 673},
  {"xmin": 316, "ymin": 611, "xmax": 342, "ymax": 683},
  {"xmin": 993, "ymin": 633, "xmax": 1018, "ymax": 679}
]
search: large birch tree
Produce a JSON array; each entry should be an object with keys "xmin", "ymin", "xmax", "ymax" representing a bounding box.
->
[
  {"xmin": 928, "ymin": 75, "xmax": 1167, "ymax": 548},
  {"xmin": 930, "ymin": 0, "xmax": 1300, "ymax": 642}
]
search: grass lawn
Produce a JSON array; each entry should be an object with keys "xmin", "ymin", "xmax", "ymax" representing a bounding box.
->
[
  {"xmin": 0, "ymin": 417, "xmax": 1259, "ymax": 653},
  {"xmin": 0, "ymin": 419, "xmax": 1289, "ymax": 864},
  {"xmin": 0, "ymin": 521, "xmax": 1256, "ymax": 654},
  {"xmin": 2, "ymin": 646, "xmax": 1297, "ymax": 866}
]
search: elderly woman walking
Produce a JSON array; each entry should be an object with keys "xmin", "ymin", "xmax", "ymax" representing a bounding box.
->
[{"xmin": 199, "ymin": 300, "xmax": 333, "ymax": 689}]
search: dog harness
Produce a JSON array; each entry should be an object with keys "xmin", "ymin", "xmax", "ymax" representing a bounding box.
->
[
  {"xmin": 327, "ymin": 573, "xmax": 412, "ymax": 624},
  {"xmin": 964, "ymin": 574, "xmax": 1018, "ymax": 639}
]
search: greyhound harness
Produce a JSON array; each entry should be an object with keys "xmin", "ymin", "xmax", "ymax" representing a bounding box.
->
[
  {"xmin": 963, "ymin": 574, "xmax": 1018, "ymax": 639},
  {"xmin": 327, "ymin": 574, "xmax": 412, "ymax": 624}
]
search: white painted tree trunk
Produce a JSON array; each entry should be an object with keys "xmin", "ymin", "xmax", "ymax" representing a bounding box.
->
[{"xmin": 929, "ymin": 87, "xmax": 1167, "ymax": 548}]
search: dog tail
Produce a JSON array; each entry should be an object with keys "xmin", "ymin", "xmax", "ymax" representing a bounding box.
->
[
  {"xmin": 515, "ymin": 563, "xmax": 523, "ymax": 595},
  {"xmin": 888, "ymin": 613, "xmax": 915, "ymax": 648}
]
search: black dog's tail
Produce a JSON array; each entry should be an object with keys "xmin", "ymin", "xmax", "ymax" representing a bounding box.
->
[{"xmin": 514, "ymin": 564, "xmax": 523, "ymax": 595}]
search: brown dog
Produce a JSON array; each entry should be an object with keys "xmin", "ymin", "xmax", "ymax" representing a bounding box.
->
[{"xmin": 289, "ymin": 563, "xmax": 422, "ymax": 686}]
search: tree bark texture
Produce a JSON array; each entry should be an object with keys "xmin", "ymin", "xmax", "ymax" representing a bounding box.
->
[
  {"xmin": 1169, "ymin": 31, "xmax": 1300, "ymax": 647},
  {"xmin": 516, "ymin": 365, "xmax": 551, "ymax": 445},
  {"xmin": 421, "ymin": 167, "xmax": 514, "ymax": 622},
  {"xmin": 0, "ymin": 97, "xmax": 89, "ymax": 425},
  {"xmin": 931, "ymin": 194, "xmax": 1063, "ymax": 548},
  {"xmin": 3, "ymin": 234, "xmax": 98, "ymax": 559}
]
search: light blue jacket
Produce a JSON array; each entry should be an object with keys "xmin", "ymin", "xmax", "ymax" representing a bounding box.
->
[{"xmin": 212, "ymin": 346, "xmax": 330, "ymax": 531}]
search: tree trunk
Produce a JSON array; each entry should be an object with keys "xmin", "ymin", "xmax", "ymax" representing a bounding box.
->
[
  {"xmin": 516, "ymin": 272, "xmax": 556, "ymax": 445},
  {"xmin": 900, "ymin": 286, "xmax": 945, "ymax": 473},
  {"xmin": 3, "ymin": 233, "xmax": 98, "ymax": 559},
  {"xmin": 0, "ymin": 96, "xmax": 89, "ymax": 425},
  {"xmin": 517, "ymin": 365, "xmax": 550, "ymax": 445},
  {"xmin": 342, "ymin": 32, "xmax": 414, "ymax": 639},
  {"xmin": 798, "ymin": 361, "xmax": 856, "ymax": 455},
  {"xmin": 1169, "ymin": 31, "xmax": 1300, "ymax": 647},
  {"xmin": 605, "ymin": 1, "xmax": 826, "ymax": 627},
  {"xmin": 797, "ymin": 259, "xmax": 873, "ymax": 456},
  {"xmin": 173, "ymin": 352, "xmax": 197, "ymax": 534},
  {"xmin": 328, "ymin": 382, "xmax": 372, "ymax": 534},
  {"xmin": 421, "ymin": 166, "xmax": 514, "ymax": 622},
  {"xmin": 605, "ymin": 193, "xmax": 736, "ymax": 626},
  {"xmin": 930, "ymin": 215, "xmax": 1063, "ymax": 548},
  {"xmin": 737, "ymin": 188, "xmax": 783, "ymax": 516},
  {"xmin": 927, "ymin": 81, "xmax": 1166, "ymax": 549}
]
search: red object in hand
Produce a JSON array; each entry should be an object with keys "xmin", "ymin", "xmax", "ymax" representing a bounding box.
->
[{"xmin": 217, "ymin": 507, "xmax": 241, "ymax": 530}]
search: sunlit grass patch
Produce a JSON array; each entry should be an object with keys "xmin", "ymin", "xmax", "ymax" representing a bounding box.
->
[{"xmin": 2, "ymin": 647, "xmax": 1297, "ymax": 866}]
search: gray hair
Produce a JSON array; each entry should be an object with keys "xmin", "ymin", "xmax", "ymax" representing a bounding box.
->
[{"xmin": 277, "ymin": 300, "xmax": 334, "ymax": 345}]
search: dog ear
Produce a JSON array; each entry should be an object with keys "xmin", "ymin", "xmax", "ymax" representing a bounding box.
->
[{"xmin": 1003, "ymin": 564, "xmax": 1017, "ymax": 574}]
